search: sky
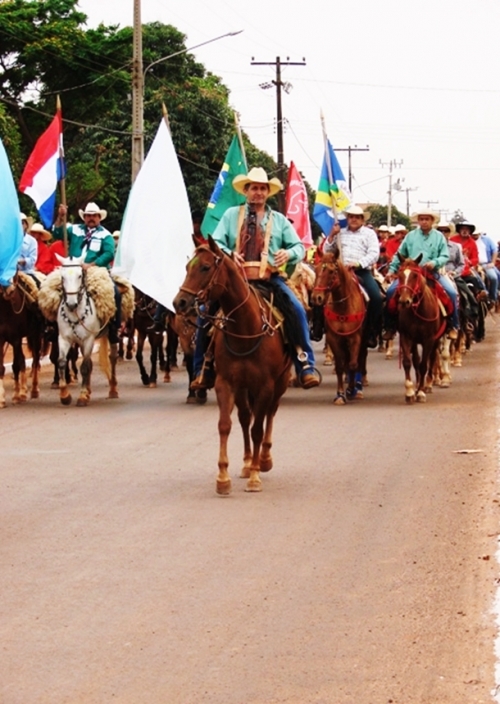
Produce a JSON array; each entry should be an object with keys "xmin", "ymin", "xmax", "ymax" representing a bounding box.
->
[{"xmin": 77, "ymin": 0, "xmax": 500, "ymax": 236}]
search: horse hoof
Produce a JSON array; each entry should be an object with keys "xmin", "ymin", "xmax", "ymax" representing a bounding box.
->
[
  {"xmin": 245, "ymin": 480, "xmax": 262, "ymax": 493},
  {"xmin": 196, "ymin": 391, "xmax": 207, "ymax": 405},
  {"xmin": 424, "ymin": 385, "xmax": 433, "ymax": 394},
  {"xmin": 333, "ymin": 394, "xmax": 346, "ymax": 405},
  {"xmin": 141, "ymin": 377, "xmax": 150, "ymax": 386},
  {"xmin": 76, "ymin": 397, "xmax": 89, "ymax": 407},
  {"xmin": 323, "ymin": 360, "xmax": 333, "ymax": 366},
  {"xmin": 354, "ymin": 390, "xmax": 364, "ymax": 399},
  {"xmin": 50, "ymin": 382, "xmax": 59, "ymax": 390},
  {"xmin": 125, "ymin": 351, "xmax": 133, "ymax": 360},
  {"xmin": 405, "ymin": 394, "xmax": 415, "ymax": 404},
  {"xmin": 260, "ymin": 457, "xmax": 273, "ymax": 472},
  {"xmin": 385, "ymin": 353, "xmax": 393, "ymax": 359},
  {"xmin": 0, "ymin": 401, "xmax": 6, "ymax": 409},
  {"xmin": 417, "ymin": 392, "xmax": 427, "ymax": 403},
  {"xmin": 186, "ymin": 395, "xmax": 197, "ymax": 404},
  {"xmin": 108, "ymin": 390, "xmax": 119, "ymax": 399},
  {"xmin": 148, "ymin": 382, "xmax": 157, "ymax": 388},
  {"xmin": 240, "ymin": 466, "xmax": 251, "ymax": 479},
  {"xmin": 216, "ymin": 480, "xmax": 232, "ymax": 496},
  {"xmin": 60, "ymin": 394, "xmax": 72, "ymax": 406},
  {"xmin": 30, "ymin": 390, "xmax": 39, "ymax": 399},
  {"xmin": 362, "ymin": 376, "xmax": 369, "ymax": 386},
  {"xmin": 163, "ymin": 373, "xmax": 171, "ymax": 383}
]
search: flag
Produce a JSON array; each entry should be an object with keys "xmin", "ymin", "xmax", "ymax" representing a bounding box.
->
[
  {"xmin": 112, "ymin": 118, "xmax": 193, "ymax": 311},
  {"xmin": 19, "ymin": 107, "xmax": 65, "ymax": 228},
  {"xmin": 313, "ymin": 139, "xmax": 351, "ymax": 235},
  {"xmin": 201, "ymin": 135, "xmax": 247, "ymax": 237},
  {"xmin": 285, "ymin": 161, "xmax": 313, "ymax": 248},
  {"xmin": 0, "ymin": 137, "xmax": 23, "ymax": 286}
]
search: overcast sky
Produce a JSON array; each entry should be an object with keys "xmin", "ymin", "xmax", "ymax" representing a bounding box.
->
[{"xmin": 78, "ymin": 0, "xmax": 500, "ymax": 236}]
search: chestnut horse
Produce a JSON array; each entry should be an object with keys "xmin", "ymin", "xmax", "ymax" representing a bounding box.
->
[
  {"xmin": 392, "ymin": 254, "xmax": 447, "ymax": 403},
  {"xmin": 173, "ymin": 237, "xmax": 292, "ymax": 495},
  {"xmin": 311, "ymin": 251, "xmax": 368, "ymax": 405},
  {"xmin": 0, "ymin": 275, "xmax": 44, "ymax": 408}
]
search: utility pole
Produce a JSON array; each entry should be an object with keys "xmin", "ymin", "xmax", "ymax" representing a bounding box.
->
[
  {"xmin": 335, "ymin": 145, "xmax": 370, "ymax": 192},
  {"xmin": 380, "ymin": 159, "xmax": 403, "ymax": 226},
  {"xmin": 251, "ymin": 56, "xmax": 306, "ymax": 212},
  {"xmin": 419, "ymin": 199, "xmax": 439, "ymax": 209},
  {"xmin": 404, "ymin": 186, "xmax": 418, "ymax": 216},
  {"xmin": 131, "ymin": 0, "xmax": 143, "ymax": 183}
]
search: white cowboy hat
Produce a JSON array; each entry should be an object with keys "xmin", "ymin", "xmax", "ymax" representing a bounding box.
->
[
  {"xmin": 20, "ymin": 212, "xmax": 28, "ymax": 221},
  {"xmin": 344, "ymin": 204, "xmax": 366, "ymax": 217},
  {"xmin": 394, "ymin": 223, "xmax": 407, "ymax": 232},
  {"xmin": 377, "ymin": 224, "xmax": 389, "ymax": 232},
  {"xmin": 415, "ymin": 208, "xmax": 440, "ymax": 223},
  {"xmin": 112, "ymin": 230, "xmax": 121, "ymax": 240},
  {"xmin": 78, "ymin": 202, "xmax": 107, "ymax": 221},
  {"xmin": 436, "ymin": 220, "xmax": 456, "ymax": 234},
  {"xmin": 232, "ymin": 167, "xmax": 282, "ymax": 197},
  {"xmin": 30, "ymin": 222, "xmax": 53, "ymax": 241}
]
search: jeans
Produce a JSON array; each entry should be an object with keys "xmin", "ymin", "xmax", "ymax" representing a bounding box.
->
[
  {"xmin": 355, "ymin": 269, "xmax": 383, "ymax": 335},
  {"xmin": 481, "ymin": 265, "xmax": 498, "ymax": 302}
]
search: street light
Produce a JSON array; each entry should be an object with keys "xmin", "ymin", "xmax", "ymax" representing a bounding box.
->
[{"xmin": 131, "ymin": 22, "xmax": 243, "ymax": 182}]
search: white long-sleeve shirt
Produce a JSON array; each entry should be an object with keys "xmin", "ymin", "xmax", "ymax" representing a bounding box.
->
[{"xmin": 323, "ymin": 225, "xmax": 380, "ymax": 269}]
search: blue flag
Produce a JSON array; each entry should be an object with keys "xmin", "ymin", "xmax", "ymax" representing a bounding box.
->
[
  {"xmin": 0, "ymin": 138, "xmax": 23, "ymax": 286},
  {"xmin": 313, "ymin": 139, "xmax": 351, "ymax": 235}
]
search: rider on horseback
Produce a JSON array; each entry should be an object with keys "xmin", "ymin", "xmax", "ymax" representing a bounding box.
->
[
  {"xmin": 383, "ymin": 209, "xmax": 459, "ymax": 340},
  {"xmin": 192, "ymin": 167, "xmax": 321, "ymax": 390},
  {"xmin": 323, "ymin": 204, "xmax": 383, "ymax": 348},
  {"xmin": 53, "ymin": 202, "xmax": 122, "ymax": 342}
]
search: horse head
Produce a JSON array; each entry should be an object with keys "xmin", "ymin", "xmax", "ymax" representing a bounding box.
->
[
  {"xmin": 173, "ymin": 236, "xmax": 226, "ymax": 316},
  {"xmin": 56, "ymin": 254, "xmax": 86, "ymax": 311},
  {"xmin": 311, "ymin": 251, "xmax": 342, "ymax": 306},
  {"xmin": 396, "ymin": 253, "xmax": 425, "ymax": 308}
]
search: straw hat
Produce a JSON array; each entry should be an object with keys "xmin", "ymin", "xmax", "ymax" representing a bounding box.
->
[
  {"xmin": 436, "ymin": 220, "xmax": 456, "ymax": 235},
  {"xmin": 30, "ymin": 223, "xmax": 52, "ymax": 242},
  {"xmin": 112, "ymin": 230, "xmax": 120, "ymax": 240},
  {"xmin": 394, "ymin": 223, "xmax": 407, "ymax": 233},
  {"xmin": 344, "ymin": 204, "xmax": 366, "ymax": 218},
  {"xmin": 377, "ymin": 224, "xmax": 389, "ymax": 232},
  {"xmin": 415, "ymin": 207, "xmax": 440, "ymax": 224},
  {"xmin": 232, "ymin": 167, "xmax": 282, "ymax": 197},
  {"xmin": 78, "ymin": 202, "xmax": 107, "ymax": 221}
]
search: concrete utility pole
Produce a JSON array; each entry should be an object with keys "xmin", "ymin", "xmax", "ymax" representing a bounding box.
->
[
  {"xmin": 131, "ymin": 0, "xmax": 144, "ymax": 183},
  {"xmin": 419, "ymin": 199, "xmax": 439, "ymax": 209},
  {"xmin": 404, "ymin": 186, "xmax": 418, "ymax": 216},
  {"xmin": 380, "ymin": 159, "xmax": 403, "ymax": 227},
  {"xmin": 335, "ymin": 145, "xmax": 370, "ymax": 192},
  {"xmin": 251, "ymin": 56, "xmax": 306, "ymax": 212}
]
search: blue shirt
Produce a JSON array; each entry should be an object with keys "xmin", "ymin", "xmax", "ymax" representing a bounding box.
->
[{"xmin": 18, "ymin": 233, "xmax": 38, "ymax": 273}]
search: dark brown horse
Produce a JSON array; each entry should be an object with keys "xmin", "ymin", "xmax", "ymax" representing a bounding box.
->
[
  {"xmin": 311, "ymin": 251, "xmax": 368, "ymax": 405},
  {"xmin": 173, "ymin": 238, "xmax": 292, "ymax": 495},
  {"xmin": 0, "ymin": 275, "xmax": 44, "ymax": 408},
  {"xmin": 392, "ymin": 254, "xmax": 447, "ymax": 403},
  {"xmin": 132, "ymin": 288, "xmax": 167, "ymax": 387}
]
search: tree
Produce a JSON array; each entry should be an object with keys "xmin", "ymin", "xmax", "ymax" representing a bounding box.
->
[{"xmin": 365, "ymin": 204, "xmax": 411, "ymax": 230}]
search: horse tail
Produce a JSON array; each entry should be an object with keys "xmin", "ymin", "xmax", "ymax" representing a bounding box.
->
[{"xmin": 98, "ymin": 335, "xmax": 111, "ymax": 380}]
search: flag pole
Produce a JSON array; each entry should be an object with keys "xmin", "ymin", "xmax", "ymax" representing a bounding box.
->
[
  {"xmin": 56, "ymin": 95, "xmax": 68, "ymax": 256},
  {"xmin": 320, "ymin": 110, "xmax": 342, "ymax": 260},
  {"xmin": 161, "ymin": 102, "xmax": 171, "ymax": 135},
  {"xmin": 234, "ymin": 111, "xmax": 248, "ymax": 171}
]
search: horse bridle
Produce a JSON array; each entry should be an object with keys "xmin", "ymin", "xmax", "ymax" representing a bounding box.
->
[{"xmin": 61, "ymin": 263, "xmax": 87, "ymax": 306}]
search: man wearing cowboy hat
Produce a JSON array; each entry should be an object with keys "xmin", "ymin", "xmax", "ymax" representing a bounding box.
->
[
  {"xmin": 468, "ymin": 224, "xmax": 498, "ymax": 306},
  {"xmin": 17, "ymin": 213, "xmax": 38, "ymax": 274},
  {"xmin": 323, "ymin": 204, "xmax": 383, "ymax": 348},
  {"xmin": 383, "ymin": 208, "xmax": 459, "ymax": 339},
  {"xmin": 30, "ymin": 222, "xmax": 55, "ymax": 275},
  {"xmin": 206, "ymin": 166, "xmax": 321, "ymax": 389},
  {"xmin": 53, "ymin": 202, "xmax": 121, "ymax": 340}
]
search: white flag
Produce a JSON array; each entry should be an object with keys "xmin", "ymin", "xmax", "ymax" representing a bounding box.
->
[{"xmin": 113, "ymin": 119, "xmax": 193, "ymax": 310}]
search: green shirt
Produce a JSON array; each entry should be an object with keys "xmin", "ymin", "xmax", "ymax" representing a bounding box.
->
[
  {"xmin": 388, "ymin": 227, "xmax": 449, "ymax": 273},
  {"xmin": 52, "ymin": 223, "xmax": 115, "ymax": 268},
  {"xmin": 212, "ymin": 204, "xmax": 305, "ymax": 267}
]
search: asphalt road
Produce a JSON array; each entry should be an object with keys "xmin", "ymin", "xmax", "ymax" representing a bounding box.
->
[{"xmin": 1, "ymin": 327, "xmax": 499, "ymax": 703}]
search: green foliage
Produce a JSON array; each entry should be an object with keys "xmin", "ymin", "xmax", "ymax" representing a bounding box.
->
[{"xmin": 366, "ymin": 204, "xmax": 411, "ymax": 230}]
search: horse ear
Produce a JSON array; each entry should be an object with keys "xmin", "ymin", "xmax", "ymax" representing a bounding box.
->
[
  {"xmin": 415, "ymin": 253, "xmax": 423, "ymax": 265},
  {"xmin": 207, "ymin": 236, "xmax": 222, "ymax": 256},
  {"xmin": 55, "ymin": 253, "xmax": 67, "ymax": 265}
]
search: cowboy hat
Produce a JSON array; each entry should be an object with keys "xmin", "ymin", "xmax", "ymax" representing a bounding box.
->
[
  {"xmin": 112, "ymin": 230, "xmax": 120, "ymax": 240},
  {"xmin": 344, "ymin": 204, "xmax": 366, "ymax": 218},
  {"xmin": 377, "ymin": 224, "xmax": 389, "ymax": 232},
  {"xmin": 78, "ymin": 202, "xmax": 107, "ymax": 221},
  {"xmin": 456, "ymin": 220, "xmax": 475, "ymax": 233},
  {"xmin": 436, "ymin": 220, "xmax": 456, "ymax": 234},
  {"xmin": 232, "ymin": 167, "xmax": 282, "ymax": 197},
  {"xmin": 394, "ymin": 223, "xmax": 407, "ymax": 232},
  {"xmin": 30, "ymin": 223, "xmax": 52, "ymax": 241},
  {"xmin": 415, "ymin": 208, "xmax": 440, "ymax": 223}
]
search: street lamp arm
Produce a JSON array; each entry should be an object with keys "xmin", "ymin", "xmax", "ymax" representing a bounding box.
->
[{"xmin": 143, "ymin": 30, "xmax": 243, "ymax": 81}]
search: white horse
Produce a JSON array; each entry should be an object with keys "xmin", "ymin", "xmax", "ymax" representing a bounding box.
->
[{"xmin": 55, "ymin": 255, "xmax": 118, "ymax": 406}]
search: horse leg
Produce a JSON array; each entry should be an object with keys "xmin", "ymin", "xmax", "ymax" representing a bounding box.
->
[
  {"xmin": 0, "ymin": 345, "xmax": 5, "ymax": 408},
  {"xmin": 215, "ymin": 380, "xmax": 234, "ymax": 496},
  {"xmin": 400, "ymin": 337, "xmax": 415, "ymax": 403},
  {"xmin": 163, "ymin": 334, "xmax": 171, "ymax": 383},
  {"xmin": 148, "ymin": 333, "xmax": 158, "ymax": 388},
  {"xmin": 77, "ymin": 355, "xmax": 92, "ymax": 406},
  {"xmin": 415, "ymin": 344, "xmax": 429, "ymax": 402},
  {"xmin": 246, "ymin": 393, "xmax": 273, "ymax": 493},
  {"xmin": 58, "ymin": 337, "xmax": 73, "ymax": 405},
  {"xmin": 12, "ymin": 341, "xmax": 27, "ymax": 403},
  {"xmin": 259, "ymin": 392, "xmax": 283, "ymax": 473},
  {"xmin": 329, "ymin": 336, "xmax": 346, "ymax": 405},
  {"xmin": 236, "ymin": 389, "xmax": 252, "ymax": 478},
  {"xmin": 439, "ymin": 337, "xmax": 452, "ymax": 387},
  {"xmin": 385, "ymin": 338, "xmax": 394, "ymax": 360},
  {"xmin": 108, "ymin": 341, "xmax": 119, "ymax": 399},
  {"xmin": 135, "ymin": 331, "xmax": 150, "ymax": 386}
]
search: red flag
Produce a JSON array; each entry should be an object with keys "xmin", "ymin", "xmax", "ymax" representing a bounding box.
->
[{"xmin": 285, "ymin": 161, "xmax": 313, "ymax": 249}]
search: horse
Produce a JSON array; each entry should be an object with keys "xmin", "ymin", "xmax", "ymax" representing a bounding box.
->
[
  {"xmin": 132, "ymin": 288, "xmax": 168, "ymax": 387},
  {"xmin": 38, "ymin": 255, "xmax": 132, "ymax": 406},
  {"xmin": 173, "ymin": 237, "xmax": 292, "ymax": 495},
  {"xmin": 311, "ymin": 250, "xmax": 368, "ymax": 405},
  {"xmin": 0, "ymin": 274, "xmax": 44, "ymax": 408},
  {"xmin": 392, "ymin": 254, "xmax": 447, "ymax": 403}
]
